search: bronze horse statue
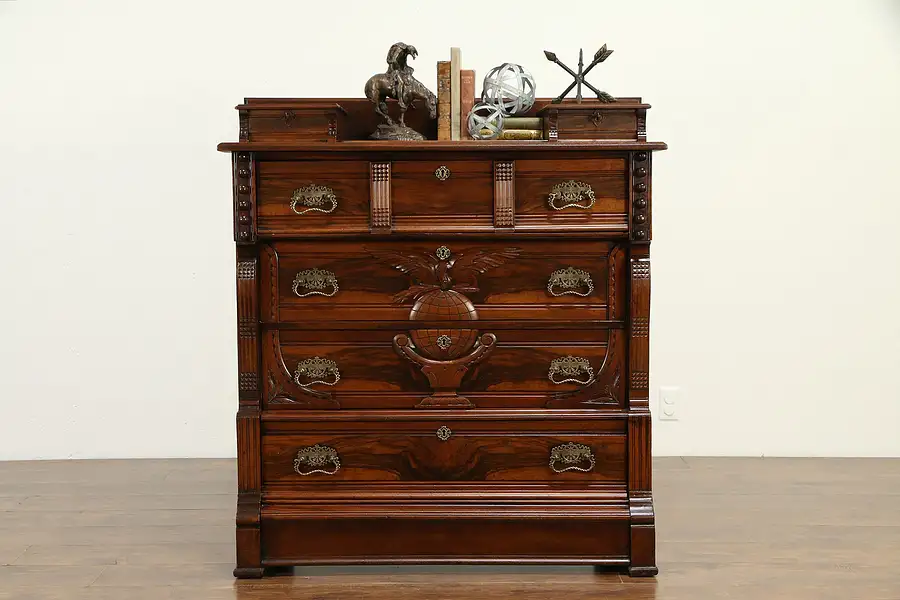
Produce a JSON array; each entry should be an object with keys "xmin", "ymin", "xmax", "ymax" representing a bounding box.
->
[{"xmin": 365, "ymin": 43, "xmax": 436, "ymax": 139}]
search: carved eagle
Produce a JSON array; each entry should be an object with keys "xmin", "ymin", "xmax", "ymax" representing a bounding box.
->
[{"xmin": 366, "ymin": 246, "xmax": 522, "ymax": 304}]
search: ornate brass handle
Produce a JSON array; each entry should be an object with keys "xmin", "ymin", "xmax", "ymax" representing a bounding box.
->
[
  {"xmin": 290, "ymin": 184, "xmax": 337, "ymax": 215},
  {"xmin": 293, "ymin": 444, "xmax": 341, "ymax": 476},
  {"xmin": 549, "ymin": 442, "xmax": 596, "ymax": 473},
  {"xmin": 292, "ymin": 268, "xmax": 338, "ymax": 297},
  {"xmin": 294, "ymin": 357, "xmax": 340, "ymax": 388},
  {"xmin": 547, "ymin": 267, "xmax": 594, "ymax": 297},
  {"xmin": 548, "ymin": 180, "xmax": 596, "ymax": 211},
  {"xmin": 434, "ymin": 165, "xmax": 451, "ymax": 181},
  {"xmin": 548, "ymin": 355, "xmax": 594, "ymax": 385}
]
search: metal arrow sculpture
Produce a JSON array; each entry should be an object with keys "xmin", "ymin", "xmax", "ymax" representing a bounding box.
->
[{"xmin": 544, "ymin": 45, "xmax": 615, "ymax": 104}]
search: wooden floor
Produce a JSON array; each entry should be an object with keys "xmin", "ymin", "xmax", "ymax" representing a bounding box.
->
[{"xmin": 0, "ymin": 458, "xmax": 898, "ymax": 599}]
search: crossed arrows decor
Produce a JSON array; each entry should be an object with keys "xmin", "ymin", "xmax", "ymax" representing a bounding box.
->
[{"xmin": 544, "ymin": 44, "xmax": 615, "ymax": 104}]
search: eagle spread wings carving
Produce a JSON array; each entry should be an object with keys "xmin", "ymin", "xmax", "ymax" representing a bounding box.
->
[{"xmin": 366, "ymin": 246, "xmax": 522, "ymax": 303}]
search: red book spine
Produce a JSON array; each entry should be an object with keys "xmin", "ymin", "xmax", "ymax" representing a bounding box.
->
[{"xmin": 459, "ymin": 70, "xmax": 476, "ymax": 139}]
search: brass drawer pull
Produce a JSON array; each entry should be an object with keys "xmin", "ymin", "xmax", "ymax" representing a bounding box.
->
[
  {"xmin": 549, "ymin": 442, "xmax": 595, "ymax": 473},
  {"xmin": 434, "ymin": 165, "xmax": 451, "ymax": 180},
  {"xmin": 547, "ymin": 267, "xmax": 594, "ymax": 297},
  {"xmin": 436, "ymin": 426, "xmax": 452, "ymax": 441},
  {"xmin": 290, "ymin": 184, "xmax": 337, "ymax": 215},
  {"xmin": 294, "ymin": 357, "xmax": 340, "ymax": 388},
  {"xmin": 292, "ymin": 268, "xmax": 338, "ymax": 297},
  {"xmin": 548, "ymin": 356, "xmax": 594, "ymax": 385},
  {"xmin": 293, "ymin": 444, "xmax": 341, "ymax": 476},
  {"xmin": 548, "ymin": 180, "xmax": 596, "ymax": 211}
]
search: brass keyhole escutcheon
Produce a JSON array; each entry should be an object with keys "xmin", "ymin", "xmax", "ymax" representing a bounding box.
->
[
  {"xmin": 434, "ymin": 166, "xmax": 451, "ymax": 181},
  {"xmin": 436, "ymin": 426, "xmax": 452, "ymax": 441}
]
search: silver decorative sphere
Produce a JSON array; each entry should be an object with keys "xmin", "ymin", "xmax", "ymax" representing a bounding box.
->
[
  {"xmin": 481, "ymin": 63, "xmax": 536, "ymax": 116},
  {"xmin": 467, "ymin": 102, "xmax": 504, "ymax": 140}
]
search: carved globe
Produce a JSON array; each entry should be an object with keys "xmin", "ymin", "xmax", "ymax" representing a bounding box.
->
[
  {"xmin": 481, "ymin": 63, "xmax": 536, "ymax": 116},
  {"xmin": 409, "ymin": 289, "xmax": 479, "ymax": 360}
]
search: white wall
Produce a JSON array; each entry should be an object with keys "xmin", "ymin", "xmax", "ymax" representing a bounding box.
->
[{"xmin": 1, "ymin": 1, "xmax": 899, "ymax": 460}]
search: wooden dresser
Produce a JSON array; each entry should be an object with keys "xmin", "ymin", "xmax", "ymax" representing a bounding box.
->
[{"xmin": 218, "ymin": 97, "xmax": 666, "ymax": 577}]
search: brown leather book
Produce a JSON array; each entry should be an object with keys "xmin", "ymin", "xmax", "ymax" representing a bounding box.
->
[
  {"xmin": 460, "ymin": 69, "xmax": 476, "ymax": 139},
  {"xmin": 437, "ymin": 61, "xmax": 451, "ymax": 141}
]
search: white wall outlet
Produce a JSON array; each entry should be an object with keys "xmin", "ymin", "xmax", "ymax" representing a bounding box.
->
[{"xmin": 658, "ymin": 386, "xmax": 680, "ymax": 421}]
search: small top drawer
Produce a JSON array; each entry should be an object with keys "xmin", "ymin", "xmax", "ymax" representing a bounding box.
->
[
  {"xmin": 256, "ymin": 161, "xmax": 371, "ymax": 236},
  {"xmin": 514, "ymin": 158, "xmax": 628, "ymax": 232},
  {"xmin": 391, "ymin": 160, "xmax": 494, "ymax": 230}
]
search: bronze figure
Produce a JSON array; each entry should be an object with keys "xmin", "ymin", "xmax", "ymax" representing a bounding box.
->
[{"xmin": 365, "ymin": 42, "xmax": 437, "ymax": 140}]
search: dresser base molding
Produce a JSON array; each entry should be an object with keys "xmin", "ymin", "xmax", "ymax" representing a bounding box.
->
[{"xmin": 252, "ymin": 509, "xmax": 646, "ymax": 570}]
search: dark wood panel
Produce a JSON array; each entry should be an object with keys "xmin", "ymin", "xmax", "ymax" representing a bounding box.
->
[
  {"xmin": 256, "ymin": 161, "xmax": 370, "ymax": 234},
  {"xmin": 261, "ymin": 515, "xmax": 630, "ymax": 562},
  {"xmin": 267, "ymin": 329, "xmax": 612, "ymax": 397},
  {"xmin": 262, "ymin": 419, "xmax": 625, "ymax": 483},
  {"xmin": 265, "ymin": 240, "xmax": 618, "ymax": 322},
  {"xmin": 392, "ymin": 160, "xmax": 493, "ymax": 218},
  {"xmin": 516, "ymin": 159, "xmax": 628, "ymax": 221}
]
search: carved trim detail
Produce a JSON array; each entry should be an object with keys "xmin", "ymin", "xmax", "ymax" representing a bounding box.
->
[
  {"xmin": 631, "ymin": 371, "xmax": 649, "ymax": 390},
  {"xmin": 546, "ymin": 329, "xmax": 622, "ymax": 408},
  {"xmin": 636, "ymin": 110, "xmax": 647, "ymax": 141},
  {"xmin": 327, "ymin": 115, "xmax": 338, "ymax": 139},
  {"xmin": 264, "ymin": 246, "xmax": 278, "ymax": 321},
  {"xmin": 370, "ymin": 162, "xmax": 392, "ymax": 230},
  {"xmin": 265, "ymin": 332, "xmax": 341, "ymax": 408},
  {"xmin": 631, "ymin": 151, "xmax": 650, "ymax": 241},
  {"xmin": 493, "ymin": 161, "xmax": 515, "ymax": 227},
  {"xmin": 238, "ymin": 318, "xmax": 257, "ymax": 339},
  {"xmin": 546, "ymin": 109, "xmax": 559, "ymax": 142},
  {"xmin": 233, "ymin": 153, "xmax": 255, "ymax": 243},
  {"xmin": 239, "ymin": 372, "xmax": 258, "ymax": 391},
  {"xmin": 239, "ymin": 111, "xmax": 249, "ymax": 141},
  {"xmin": 237, "ymin": 261, "xmax": 257, "ymax": 280},
  {"xmin": 633, "ymin": 260, "xmax": 650, "ymax": 279},
  {"xmin": 632, "ymin": 317, "xmax": 649, "ymax": 338}
]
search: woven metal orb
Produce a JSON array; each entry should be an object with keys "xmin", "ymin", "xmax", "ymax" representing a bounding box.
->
[
  {"xmin": 467, "ymin": 102, "xmax": 504, "ymax": 140},
  {"xmin": 481, "ymin": 63, "xmax": 536, "ymax": 116}
]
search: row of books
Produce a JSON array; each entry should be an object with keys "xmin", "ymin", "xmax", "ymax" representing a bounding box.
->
[
  {"xmin": 436, "ymin": 48, "xmax": 473, "ymax": 140},
  {"xmin": 436, "ymin": 48, "xmax": 544, "ymax": 141}
]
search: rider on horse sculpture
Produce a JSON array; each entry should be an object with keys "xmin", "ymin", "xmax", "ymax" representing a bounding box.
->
[{"xmin": 366, "ymin": 42, "xmax": 437, "ymax": 139}]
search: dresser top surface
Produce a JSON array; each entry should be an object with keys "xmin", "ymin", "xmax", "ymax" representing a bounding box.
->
[{"xmin": 217, "ymin": 139, "xmax": 668, "ymax": 153}]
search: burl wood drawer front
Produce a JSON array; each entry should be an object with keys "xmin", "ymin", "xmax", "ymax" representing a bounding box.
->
[
  {"xmin": 263, "ymin": 240, "xmax": 624, "ymax": 323},
  {"xmin": 261, "ymin": 417, "xmax": 626, "ymax": 484},
  {"xmin": 264, "ymin": 328, "xmax": 625, "ymax": 410},
  {"xmin": 260, "ymin": 515, "xmax": 630, "ymax": 563},
  {"xmin": 391, "ymin": 160, "xmax": 494, "ymax": 230},
  {"xmin": 515, "ymin": 158, "xmax": 628, "ymax": 231},
  {"xmin": 256, "ymin": 161, "xmax": 370, "ymax": 235}
]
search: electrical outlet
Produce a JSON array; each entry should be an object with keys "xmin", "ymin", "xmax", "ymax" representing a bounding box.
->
[{"xmin": 658, "ymin": 386, "xmax": 680, "ymax": 421}]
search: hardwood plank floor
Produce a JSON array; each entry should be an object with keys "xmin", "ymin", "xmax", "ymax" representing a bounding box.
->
[{"xmin": 0, "ymin": 457, "xmax": 897, "ymax": 599}]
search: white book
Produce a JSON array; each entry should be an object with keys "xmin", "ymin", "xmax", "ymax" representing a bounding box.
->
[{"xmin": 450, "ymin": 47, "xmax": 461, "ymax": 141}]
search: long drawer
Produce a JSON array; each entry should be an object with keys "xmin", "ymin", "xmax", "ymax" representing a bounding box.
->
[
  {"xmin": 260, "ymin": 240, "xmax": 625, "ymax": 323},
  {"xmin": 261, "ymin": 415, "xmax": 626, "ymax": 485},
  {"xmin": 263, "ymin": 328, "xmax": 625, "ymax": 410},
  {"xmin": 253, "ymin": 157, "xmax": 628, "ymax": 236}
]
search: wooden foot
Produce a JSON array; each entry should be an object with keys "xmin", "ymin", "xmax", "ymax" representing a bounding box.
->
[
  {"xmin": 233, "ymin": 567, "xmax": 265, "ymax": 579},
  {"xmin": 628, "ymin": 565, "xmax": 659, "ymax": 577}
]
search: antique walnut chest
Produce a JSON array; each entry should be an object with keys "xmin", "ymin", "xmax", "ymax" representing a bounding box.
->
[{"xmin": 218, "ymin": 97, "xmax": 666, "ymax": 577}]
